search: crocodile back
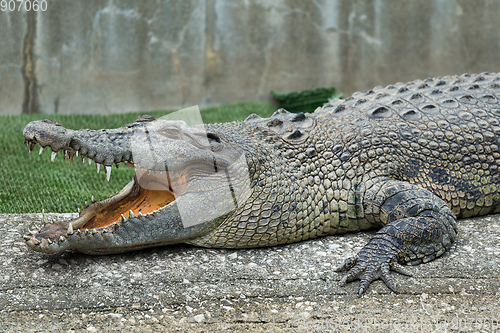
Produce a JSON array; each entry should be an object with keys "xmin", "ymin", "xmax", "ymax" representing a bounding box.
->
[{"xmin": 313, "ymin": 72, "xmax": 500, "ymax": 218}]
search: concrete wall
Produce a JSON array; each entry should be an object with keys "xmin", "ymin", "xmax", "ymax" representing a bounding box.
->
[{"xmin": 1, "ymin": 0, "xmax": 500, "ymax": 115}]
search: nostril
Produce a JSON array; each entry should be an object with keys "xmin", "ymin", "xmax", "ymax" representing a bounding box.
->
[
  {"xmin": 42, "ymin": 119, "xmax": 62, "ymax": 126},
  {"xmin": 136, "ymin": 115, "xmax": 156, "ymax": 122}
]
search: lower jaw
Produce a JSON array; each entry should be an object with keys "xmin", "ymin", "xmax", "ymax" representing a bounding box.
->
[{"xmin": 25, "ymin": 172, "xmax": 177, "ymax": 248}]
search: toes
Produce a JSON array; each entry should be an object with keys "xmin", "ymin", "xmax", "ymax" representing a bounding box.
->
[
  {"xmin": 335, "ymin": 256, "xmax": 358, "ymax": 272},
  {"xmin": 380, "ymin": 263, "xmax": 398, "ymax": 293},
  {"xmin": 336, "ymin": 252, "xmax": 410, "ymax": 296},
  {"xmin": 339, "ymin": 264, "xmax": 364, "ymax": 286},
  {"xmin": 358, "ymin": 265, "xmax": 377, "ymax": 296},
  {"xmin": 390, "ymin": 262, "xmax": 413, "ymax": 276}
]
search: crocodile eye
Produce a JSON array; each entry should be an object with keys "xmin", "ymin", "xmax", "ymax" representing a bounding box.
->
[{"xmin": 206, "ymin": 132, "xmax": 221, "ymax": 143}]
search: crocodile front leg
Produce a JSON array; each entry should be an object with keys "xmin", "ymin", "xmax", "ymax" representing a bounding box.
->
[{"xmin": 336, "ymin": 178, "xmax": 458, "ymax": 296}]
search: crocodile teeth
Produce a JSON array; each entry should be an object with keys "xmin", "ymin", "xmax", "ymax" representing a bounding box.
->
[
  {"xmin": 68, "ymin": 153, "xmax": 74, "ymax": 165},
  {"xmin": 85, "ymin": 201, "xmax": 89, "ymax": 208},
  {"xmin": 77, "ymin": 229, "xmax": 81, "ymax": 234},
  {"xmin": 39, "ymin": 146, "xmax": 44, "ymax": 155},
  {"xmin": 32, "ymin": 238, "xmax": 41, "ymax": 245},
  {"xmin": 29, "ymin": 230, "xmax": 36, "ymax": 236},
  {"xmin": 23, "ymin": 235, "xmax": 31, "ymax": 241},
  {"xmin": 85, "ymin": 229, "xmax": 90, "ymax": 235},
  {"xmin": 91, "ymin": 195, "xmax": 96, "ymax": 203},
  {"xmin": 78, "ymin": 207, "xmax": 81, "ymax": 215},
  {"xmin": 96, "ymin": 163, "xmax": 100, "ymax": 173},
  {"xmin": 64, "ymin": 150, "xmax": 68, "ymax": 159},
  {"xmin": 105, "ymin": 166, "xmax": 111, "ymax": 182},
  {"xmin": 59, "ymin": 236, "xmax": 65, "ymax": 242},
  {"xmin": 76, "ymin": 151, "xmax": 79, "ymax": 157},
  {"xmin": 67, "ymin": 223, "xmax": 73, "ymax": 235},
  {"xmin": 88, "ymin": 157, "xmax": 92, "ymax": 165},
  {"xmin": 29, "ymin": 142, "xmax": 35, "ymax": 153},
  {"xmin": 147, "ymin": 169, "xmax": 152, "ymax": 175},
  {"xmin": 51, "ymin": 151, "xmax": 57, "ymax": 162},
  {"xmin": 129, "ymin": 210, "xmax": 135, "ymax": 218},
  {"xmin": 121, "ymin": 214, "xmax": 127, "ymax": 222},
  {"xmin": 47, "ymin": 239, "xmax": 53, "ymax": 244}
]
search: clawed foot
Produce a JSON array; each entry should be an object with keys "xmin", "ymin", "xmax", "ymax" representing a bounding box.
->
[{"xmin": 335, "ymin": 249, "xmax": 412, "ymax": 297}]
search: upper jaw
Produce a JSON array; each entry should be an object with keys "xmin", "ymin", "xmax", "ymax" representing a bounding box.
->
[{"xmin": 23, "ymin": 119, "xmax": 138, "ymax": 181}]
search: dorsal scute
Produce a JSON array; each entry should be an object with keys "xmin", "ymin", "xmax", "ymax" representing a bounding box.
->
[
  {"xmin": 245, "ymin": 107, "xmax": 314, "ymax": 144},
  {"xmin": 314, "ymin": 72, "xmax": 500, "ymax": 124},
  {"xmin": 244, "ymin": 113, "xmax": 262, "ymax": 122},
  {"xmin": 272, "ymin": 108, "xmax": 291, "ymax": 116}
]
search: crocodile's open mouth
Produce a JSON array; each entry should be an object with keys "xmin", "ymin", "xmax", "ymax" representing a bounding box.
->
[
  {"xmin": 23, "ymin": 139, "xmax": 179, "ymax": 240},
  {"xmin": 80, "ymin": 171, "xmax": 176, "ymax": 230}
]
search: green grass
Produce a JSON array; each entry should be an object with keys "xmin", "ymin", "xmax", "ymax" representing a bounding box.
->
[{"xmin": 0, "ymin": 101, "xmax": 277, "ymax": 213}]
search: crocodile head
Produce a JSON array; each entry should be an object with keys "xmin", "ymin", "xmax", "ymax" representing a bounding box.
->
[{"xmin": 22, "ymin": 115, "xmax": 252, "ymax": 254}]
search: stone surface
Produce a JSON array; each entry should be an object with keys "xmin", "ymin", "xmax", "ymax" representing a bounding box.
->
[
  {"xmin": 0, "ymin": 213, "xmax": 499, "ymax": 331},
  {"xmin": 2, "ymin": 1, "xmax": 500, "ymax": 114}
]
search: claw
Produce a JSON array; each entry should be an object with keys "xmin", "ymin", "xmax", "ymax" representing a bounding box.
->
[{"xmin": 339, "ymin": 275, "xmax": 348, "ymax": 287}]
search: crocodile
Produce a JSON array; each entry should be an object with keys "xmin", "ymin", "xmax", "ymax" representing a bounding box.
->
[{"xmin": 22, "ymin": 72, "xmax": 500, "ymax": 296}]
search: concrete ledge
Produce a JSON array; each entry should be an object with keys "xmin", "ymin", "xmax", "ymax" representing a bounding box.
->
[{"xmin": 1, "ymin": 213, "xmax": 499, "ymax": 331}]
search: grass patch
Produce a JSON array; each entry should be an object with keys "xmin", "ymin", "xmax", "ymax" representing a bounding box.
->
[{"xmin": 0, "ymin": 101, "xmax": 277, "ymax": 213}]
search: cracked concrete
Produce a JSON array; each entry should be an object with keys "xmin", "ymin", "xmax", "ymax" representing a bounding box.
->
[
  {"xmin": 1, "ymin": 213, "xmax": 499, "ymax": 331},
  {"xmin": 3, "ymin": 1, "xmax": 500, "ymax": 115}
]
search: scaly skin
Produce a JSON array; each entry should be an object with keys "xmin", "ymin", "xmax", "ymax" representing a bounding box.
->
[{"xmin": 23, "ymin": 72, "xmax": 500, "ymax": 296}]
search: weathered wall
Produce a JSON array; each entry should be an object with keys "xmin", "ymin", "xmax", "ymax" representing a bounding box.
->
[{"xmin": 1, "ymin": 0, "xmax": 500, "ymax": 114}]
